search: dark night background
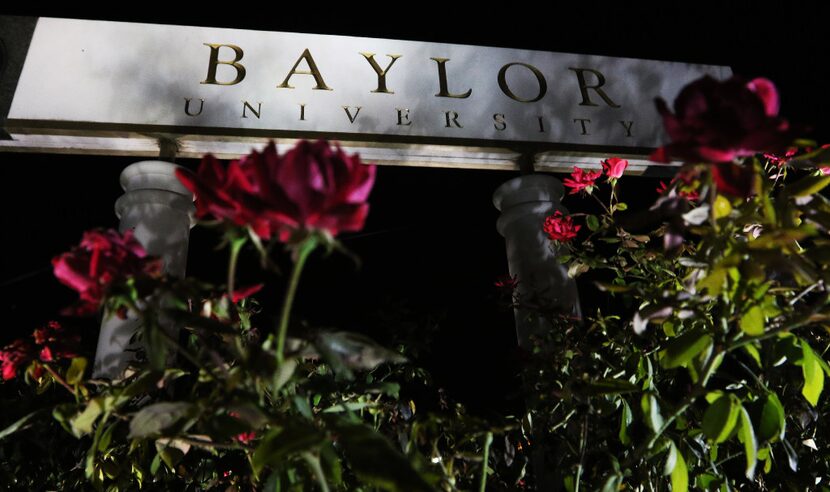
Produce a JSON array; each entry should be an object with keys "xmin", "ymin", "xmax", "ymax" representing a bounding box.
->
[{"xmin": 1, "ymin": 4, "xmax": 829, "ymax": 415}]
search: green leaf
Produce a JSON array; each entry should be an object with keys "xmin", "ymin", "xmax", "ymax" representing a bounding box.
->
[
  {"xmin": 586, "ymin": 214, "xmax": 600, "ymax": 231},
  {"xmin": 581, "ymin": 378, "xmax": 640, "ymax": 396},
  {"xmin": 660, "ymin": 330, "xmax": 712, "ymax": 369},
  {"xmin": 619, "ymin": 399, "xmax": 632, "ymax": 445},
  {"xmin": 800, "ymin": 341, "xmax": 825, "ymax": 406},
  {"xmin": 601, "ymin": 474, "xmax": 622, "ymax": 492},
  {"xmin": 743, "ymin": 344, "xmax": 762, "ymax": 368},
  {"xmin": 696, "ymin": 268, "xmax": 727, "ymax": 296},
  {"xmin": 615, "ymin": 202, "xmax": 628, "ymax": 211},
  {"xmin": 251, "ymin": 423, "xmax": 326, "ymax": 477},
  {"xmin": 128, "ymin": 402, "xmax": 196, "ymax": 439},
  {"xmin": 713, "ymin": 195, "xmax": 732, "ymax": 219},
  {"xmin": 664, "ymin": 442, "xmax": 688, "ymax": 492},
  {"xmin": 155, "ymin": 438, "xmax": 191, "ymax": 468},
  {"xmin": 71, "ymin": 397, "xmax": 105, "ymax": 437},
  {"xmin": 0, "ymin": 410, "xmax": 44, "ymax": 441},
  {"xmin": 787, "ymin": 174, "xmax": 830, "ymax": 197},
  {"xmin": 702, "ymin": 395, "xmax": 740, "ymax": 443},
  {"xmin": 739, "ymin": 306, "xmax": 765, "ymax": 336},
  {"xmin": 65, "ymin": 357, "xmax": 88, "ymax": 386},
  {"xmin": 758, "ymin": 393, "xmax": 785, "ymax": 442},
  {"xmin": 330, "ymin": 419, "xmax": 434, "ymax": 492},
  {"xmin": 738, "ymin": 405, "xmax": 757, "ymax": 480},
  {"xmin": 641, "ymin": 394, "xmax": 664, "ymax": 433}
]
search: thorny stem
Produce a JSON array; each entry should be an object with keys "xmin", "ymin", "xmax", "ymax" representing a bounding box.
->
[
  {"xmin": 574, "ymin": 415, "xmax": 588, "ymax": 492},
  {"xmin": 227, "ymin": 236, "xmax": 247, "ymax": 302},
  {"xmin": 478, "ymin": 431, "xmax": 493, "ymax": 492},
  {"xmin": 276, "ymin": 236, "xmax": 318, "ymax": 366},
  {"xmin": 43, "ymin": 363, "xmax": 77, "ymax": 396}
]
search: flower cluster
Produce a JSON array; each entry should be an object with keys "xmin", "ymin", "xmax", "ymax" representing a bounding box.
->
[
  {"xmin": 0, "ymin": 321, "xmax": 79, "ymax": 380},
  {"xmin": 651, "ymin": 76, "xmax": 794, "ymax": 163},
  {"xmin": 52, "ymin": 229, "xmax": 162, "ymax": 315},
  {"xmin": 563, "ymin": 158, "xmax": 629, "ymax": 195},
  {"xmin": 176, "ymin": 140, "xmax": 376, "ymax": 242}
]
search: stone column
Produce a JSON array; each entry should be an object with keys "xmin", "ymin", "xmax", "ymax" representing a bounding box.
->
[
  {"xmin": 493, "ymin": 174, "xmax": 581, "ymax": 348},
  {"xmin": 93, "ymin": 161, "xmax": 194, "ymax": 378},
  {"xmin": 494, "ymin": 174, "xmax": 582, "ymax": 491}
]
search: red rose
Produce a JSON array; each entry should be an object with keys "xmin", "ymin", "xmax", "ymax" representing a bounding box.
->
[
  {"xmin": 543, "ymin": 211, "xmax": 581, "ymax": 242},
  {"xmin": 601, "ymin": 157, "xmax": 628, "ymax": 180},
  {"xmin": 52, "ymin": 229, "xmax": 162, "ymax": 315},
  {"xmin": 0, "ymin": 339, "xmax": 34, "ymax": 381},
  {"xmin": 176, "ymin": 140, "xmax": 376, "ymax": 241},
  {"xmin": 562, "ymin": 167, "xmax": 602, "ymax": 195},
  {"xmin": 651, "ymin": 76, "xmax": 794, "ymax": 163}
]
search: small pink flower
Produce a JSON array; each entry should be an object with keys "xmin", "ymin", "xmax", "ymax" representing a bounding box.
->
[
  {"xmin": 543, "ymin": 211, "xmax": 581, "ymax": 242},
  {"xmin": 601, "ymin": 157, "xmax": 628, "ymax": 179},
  {"xmin": 562, "ymin": 167, "xmax": 602, "ymax": 195}
]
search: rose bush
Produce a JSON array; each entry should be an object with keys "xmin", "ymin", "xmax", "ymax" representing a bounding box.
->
[{"xmin": 522, "ymin": 76, "xmax": 830, "ymax": 490}]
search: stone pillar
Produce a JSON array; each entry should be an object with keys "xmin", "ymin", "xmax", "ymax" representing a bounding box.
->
[
  {"xmin": 493, "ymin": 174, "xmax": 581, "ymax": 348},
  {"xmin": 93, "ymin": 161, "xmax": 194, "ymax": 378},
  {"xmin": 494, "ymin": 174, "xmax": 582, "ymax": 491}
]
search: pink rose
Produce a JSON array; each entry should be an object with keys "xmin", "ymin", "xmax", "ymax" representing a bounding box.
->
[
  {"xmin": 176, "ymin": 140, "xmax": 376, "ymax": 241},
  {"xmin": 601, "ymin": 157, "xmax": 628, "ymax": 179},
  {"xmin": 651, "ymin": 76, "xmax": 794, "ymax": 163}
]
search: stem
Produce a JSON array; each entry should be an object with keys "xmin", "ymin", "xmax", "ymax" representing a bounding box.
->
[
  {"xmin": 227, "ymin": 236, "xmax": 247, "ymax": 301},
  {"xmin": 43, "ymin": 364, "xmax": 77, "ymax": 396},
  {"xmin": 574, "ymin": 416, "xmax": 588, "ymax": 492},
  {"xmin": 478, "ymin": 431, "xmax": 493, "ymax": 492},
  {"xmin": 302, "ymin": 452, "xmax": 331, "ymax": 492},
  {"xmin": 276, "ymin": 237, "xmax": 318, "ymax": 365}
]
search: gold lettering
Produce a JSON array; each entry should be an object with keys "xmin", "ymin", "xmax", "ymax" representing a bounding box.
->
[
  {"xmin": 184, "ymin": 98, "xmax": 205, "ymax": 116},
  {"xmin": 278, "ymin": 49, "xmax": 333, "ymax": 90},
  {"xmin": 444, "ymin": 111, "xmax": 463, "ymax": 128},
  {"xmin": 430, "ymin": 58, "xmax": 472, "ymax": 98},
  {"xmin": 396, "ymin": 108, "xmax": 412, "ymax": 126},
  {"xmin": 537, "ymin": 116, "xmax": 545, "ymax": 133},
  {"xmin": 493, "ymin": 113, "xmax": 507, "ymax": 131},
  {"xmin": 573, "ymin": 118, "xmax": 591, "ymax": 135},
  {"xmin": 568, "ymin": 68, "xmax": 620, "ymax": 108},
  {"xmin": 343, "ymin": 106, "xmax": 362, "ymax": 123},
  {"xmin": 242, "ymin": 101, "xmax": 261, "ymax": 119},
  {"xmin": 360, "ymin": 53, "xmax": 402, "ymax": 94},
  {"xmin": 619, "ymin": 120, "xmax": 634, "ymax": 137},
  {"xmin": 201, "ymin": 44, "xmax": 246, "ymax": 86},
  {"xmin": 299, "ymin": 103, "xmax": 307, "ymax": 121},
  {"xmin": 497, "ymin": 63, "xmax": 547, "ymax": 103}
]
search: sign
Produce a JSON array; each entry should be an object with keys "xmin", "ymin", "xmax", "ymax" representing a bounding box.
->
[{"xmin": 0, "ymin": 17, "xmax": 731, "ymax": 171}]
